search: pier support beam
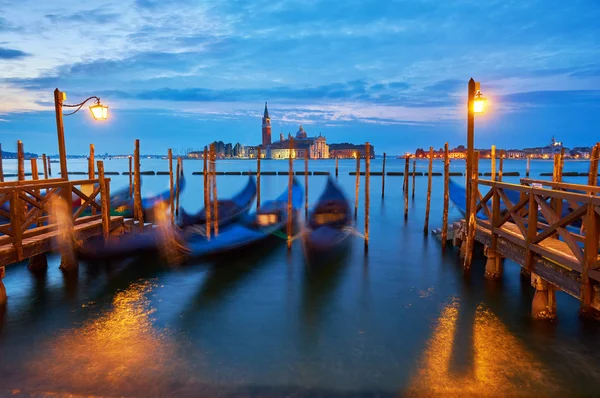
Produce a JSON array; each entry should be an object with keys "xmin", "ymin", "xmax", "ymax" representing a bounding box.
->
[
  {"xmin": 484, "ymin": 246, "xmax": 502, "ymax": 280},
  {"xmin": 531, "ymin": 273, "xmax": 556, "ymax": 320},
  {"xmin": 28, "ymin": 254, "xmax": 48, "ymax": 272},
  {"xmin": 0, "ymin": 267, "xmax": 6, "ymax": 305}
]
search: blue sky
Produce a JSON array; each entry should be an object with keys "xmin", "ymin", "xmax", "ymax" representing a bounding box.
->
[{"xmin": 1, "ymin": 0, "xmax": 599, "ymax": 155}]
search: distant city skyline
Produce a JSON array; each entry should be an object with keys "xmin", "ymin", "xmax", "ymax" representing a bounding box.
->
[{"xmin": 1, "ymin": 1, "xmax": 599, "ymax": 155}]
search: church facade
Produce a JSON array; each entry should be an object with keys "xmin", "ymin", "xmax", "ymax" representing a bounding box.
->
[{"xmin": 266, "ymin": 125, "xmax": 330, "ymax": 159}]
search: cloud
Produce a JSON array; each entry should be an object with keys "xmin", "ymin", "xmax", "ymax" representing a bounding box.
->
[
  {"xmin": 0, "ymin": 47, "xmax": 30, "ymax": 59},
  {"xmin": 45, "ymin": 9, "xmax": 120, "ymax": 25}
]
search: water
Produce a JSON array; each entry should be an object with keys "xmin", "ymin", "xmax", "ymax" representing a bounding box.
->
[{"xmin": 1, "ymin": 158, "xmax": 600, "ymax": 397}]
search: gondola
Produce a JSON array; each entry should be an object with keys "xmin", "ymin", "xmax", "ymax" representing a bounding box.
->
[
  {"xmin": 77, "ymin": 178, "xmax": 301, "ymax": 261},
  {"xmin": 302, "ymin": 177, "xmax": 352, "ymax": 263},
  {"xmin": 177, "ymin": 175, "xmax": 256, "ymax": 229}
]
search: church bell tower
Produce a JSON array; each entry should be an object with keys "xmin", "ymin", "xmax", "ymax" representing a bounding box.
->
[{"xmin": 262, "ymin": 102, "xmax": 271, "ymax": 148}]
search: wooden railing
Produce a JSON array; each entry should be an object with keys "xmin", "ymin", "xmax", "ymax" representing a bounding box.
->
[
  {"xmin": 472, "ymin": 179, "xmax": 600, "ymax": 306},
  {"xmin": 0, "ymin": 178, "xmax": 111, "ymax": 262}
]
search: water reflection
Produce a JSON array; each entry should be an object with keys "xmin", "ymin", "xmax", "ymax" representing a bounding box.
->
[
  {"xmin": 407, "ymin": 300, "xmax": 563, "ymax": 396},
  {"xmin": 21, "ymin": 281, "xmax": 194, "ymax": 397}
]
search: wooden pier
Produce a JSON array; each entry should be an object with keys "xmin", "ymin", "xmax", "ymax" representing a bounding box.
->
[
  {"xmin": 0, "ymin": 178, "xmax": 124, "ymax": 270},
  {"xmin": 459, "ymin": 177, "xmax": 600, "ymax": 319}
]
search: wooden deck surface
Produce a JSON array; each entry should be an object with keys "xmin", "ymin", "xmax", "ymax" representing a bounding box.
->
[{"xmin": 0, "ymin": 215, "xmax": 124, "ymax": 267}]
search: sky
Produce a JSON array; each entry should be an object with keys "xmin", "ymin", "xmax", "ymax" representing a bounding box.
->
[{"xmin": 0, "ymin": 0, "xmax": 599, "ymax": 156}]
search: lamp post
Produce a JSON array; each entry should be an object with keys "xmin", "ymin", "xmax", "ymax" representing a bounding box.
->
[
  {"xmin": 465, "ymin": 78, "xmax": 486, "ymax": 229},
  {"xmin": 53, "ymin": 88, "xmax": 108, "ymax": 180}
]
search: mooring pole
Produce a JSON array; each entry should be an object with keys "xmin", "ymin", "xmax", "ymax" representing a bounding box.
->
[
  {"xmin": 335, "ymin": 155, "xmax": 339, "ymax": 178},
  {"xmin": 526, "ymin": 156, "xmax": 531, "ymax": 177},
  {"xmin": 204, "ymin": 147, "xmax": 211, "ymax": 240},
  {"xmin": 304, "ymin": 149, "xmax": 309, "ymax": 220},
  {"xmin": 441, "ymin": 143, "xmax": 450, "ymax": 252},
  {"xmin": 47, "ymin": 155, "xmax": 52, "ymax": 177},
  {"xmin": 88, "ymin": 144, "xmax": 95, "ymax": 180},
  {"xmin": 168, "ymin": 149, "xmax": 174, "ymax": 225},
  {"xmin": 176, "ymin": 157, "xmax": 181, "ymax": 217},
  {"xmin": 354, "ymin": 152, "xmax": 360, "ymax": 220},
  {"xmin": 134, "ymin": 139, "xmax": 143, "ymax": 231},
  {"xmin": 0, "ymin": 143, "xmax": 4, "ymax": 182},
  {"xmin": 412, "ymin": 160, "xmax": 416, "ymax": 199},
  {"xmin": 287, "ymin": 137, "xmax": 294, "ymax": 250},
  {"xmin": 41, "ymin": 154, "xmax": 48, "ymax": 180},
  {"xmin": 257, "ymin": 147, "xmax": 261, "ymax": 209},
  {"xmin": 465, "ymin": 78, "xmax": 476, "ymax": 236},
  {"xmin": 498, "ymin": 150, "xmax": 504, "ymax": 182},
  {"xmin": 365, "ymin": 142, "xmax": 370, "ymax": 251},
  {"xmin": 381, "ymin": 152, "xmax": 386, "ymax": 198},
  {"xmin": 404, "ymin": 156, "xmax": 409, "ymax": 219},
  {"xmin": 97, "ymin": 160, "xmax": 110, "ymax": 240},
  {"xmin": 54, "ymin": 88, "xmax": 68, "ymax": 180},
  {"xmin": 211, "ymin": 144, "xmax": 219, "ymax": 237},
  {"xmin": 491, "ymin": 145, "xmax": 496, "ymax": 181},
  {"xmin": 424, "ymin": 147, "xmax": 433, "ymax": 234},
  {"xmin": 17, "ymin": 140, "xmax": 24, "ymax": 181},
  {"xmin": 464, "ymin": 151, "xmax": 479, "ymax": 270}
]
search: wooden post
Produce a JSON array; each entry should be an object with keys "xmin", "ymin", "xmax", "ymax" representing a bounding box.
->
[
  {"xmin": 168, "ymin": 149, "xmax": 174, "ymax": 225},
  {"xmin": 257, "ymin": 147, "xmax": 261, "ymax": 209},
  {"xmin": 211, "ymin": 144, "xmax": 219, "ymax": 236},
  {"xmin": 47, "ymin": 156, "xmax": 52, "ymax": 176},
  {"xmin": 525, "ymin": 187, "xmax": 538, "ymax": 273},
  {"xmin": 354, "ymin": 152, "xmax": 360, "ymax": 220},
  {"xmin": 365, "ymin": 142, "xmax": 370, "ymax": 251},
  {"xmin": 56, "ymin": 183, "xmax": 76, "ymax": 270},
  {"xmin": 0, "ymin": 266, "xmax": 6, "ymax": 305},
  {"xmin": 491, "ymin": 145, "xmax": 496, "ymax": 181},
  {"xmin": 97, "ymin": 160, "xmax": 110, "ymax": 240},
  {"xmin": 581, "ymin": 202, "xmax": 599, "ymax": 316},
  {"xmin": 54, "ymin": 88, "xmax": 68, "ymax": 180},
  {"xmin": 486, "ymin": 178, "xmax": 502, "ymax": 279},
  {"xmin": 128, "ymin": 156, "xmax": 133, "ymax": 199},
  {"xmin": 134, "ymin": 139, "xmax": 143, "ymax": 231},
  {"xmin": 466, "ymin": 78, "xmax": 476, "ymax": 226},
  {"xmin": 42, "ymin": 154, "xmax": 48, "ymax": 179},
  {"xmin": 381, "ymin": 152, "xmax": 386, "ymax": 198},
  {"xmin": 464, "ymin": 151, "xmax": 479, "ymax": 270},
  {"xmin": 441, "ymin": 143, "xmax": 450, "ymax": 251},
  {"xmin": 526, "ymin": 156, "xmax": 531, "ymax": 177},
  {"xmin": 304, "ymin": 149, "xmax": 309, "ymax": 219},
  {"xmin": 17, "ymin": 140, "xmax": 25, "ymax": 181},
  {"xmin": 411, "ymin": 159, "xmax": 416, "ymax": 198},
  {"xmin": 498, "ymin": 150, "xmax": 504, "ymax": 182},
  {"xmin": 31, "ymin": 158, "xmax": 41, "ymax": 227},
  {"xmin": 424, "ymin": 147, "xmax": 433, "ymax": 234},
  {"xmin": 203, "ymin": 148, "xmax": 211, "ymax": 240},
  {"xmin": 335, "ymin": 155, "xmax": 339, "ymax": 178},
  {"xmin": 586, "ymin": 143, "xmax": 599, "ymax": 187},
  {"xmin": 176, "ymin": 157, "xmax": 181, "ymax": 217},
  {"xmin": 88, "ymin": 144, "xmax": 95, "ymax": 179},
  {"xmin": 287, "ymin": 137, "xmax": 294, "ymax": 250},
  {"xmin": 0, "ymin": 143, "xmax": 3, "ymax": 182},
  {"xmin": 404, "ymin": 156, "xmax": 409, "ymax": 219},
  {"xmin": 558, "ymin": 148, "xmax": 565, "ymax": 182}
]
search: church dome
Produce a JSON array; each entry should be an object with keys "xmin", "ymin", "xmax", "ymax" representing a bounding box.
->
[{"xmin": 296, "ymin": 125, "xmax": 307, "ymax": 139}]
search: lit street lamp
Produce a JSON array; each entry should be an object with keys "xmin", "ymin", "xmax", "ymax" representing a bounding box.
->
[
  {"xmin": 465, "ymin": 78, "xmax": 485, "ymax": 222},
  {"xmin": 53, "ymin": 88, "xmax": 108, "ymax": 179}
]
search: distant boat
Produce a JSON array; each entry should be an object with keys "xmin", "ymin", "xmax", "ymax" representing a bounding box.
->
[{"xmin": 49, "ymin": 160, "xmax": 60, "ymax": 163}]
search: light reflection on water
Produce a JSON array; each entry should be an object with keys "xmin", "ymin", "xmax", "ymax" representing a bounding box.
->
[{"xmin": 407, "ymin": 300, "xmax": 562, "ymax": 397}]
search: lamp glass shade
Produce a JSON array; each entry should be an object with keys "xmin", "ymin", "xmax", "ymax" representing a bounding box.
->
[
  {"xmin": 473, "ymin": 96, "xmax": 486, "ymax": 114},
  {"xmin": 89, "ymin": 104, "xmax": 108, "ymax": 120}
]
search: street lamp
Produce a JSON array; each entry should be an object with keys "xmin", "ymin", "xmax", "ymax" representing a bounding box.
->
[
  {"xmin": 54, "ymin": 88, "xmax": 108, "ymax": 179},
  {"xmin": 465, "ymin": 78, "xmax": 485, "ymax": 232}
]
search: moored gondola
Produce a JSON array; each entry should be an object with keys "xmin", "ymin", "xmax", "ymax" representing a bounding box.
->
[
  {"xmin": 302, "ymin": 177, "xmax": 352, "ymax": 263},
  {"xmin": 77, "ymin": 177, "xmax": 300, "ymax": 262},
  {"xmin": 177, "ymin": 175, "xmax": 256, "ymax": 230}
]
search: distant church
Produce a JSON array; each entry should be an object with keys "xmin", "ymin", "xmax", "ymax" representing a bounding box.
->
[{"xmin": 262, "ymin": 102, "xmax": 271, "ymax": 148}]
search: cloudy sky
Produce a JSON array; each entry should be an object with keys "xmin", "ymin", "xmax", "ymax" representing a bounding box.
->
[{"xmin": 1, "ymin": 0, "xmax": 599, "ymax": 155}]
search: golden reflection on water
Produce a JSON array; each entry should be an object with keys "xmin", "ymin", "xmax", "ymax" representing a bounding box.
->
[
  {"xmin": 406, "ymin": 300, "xmax": 562, "ymax": 397},
  {"xmin": 25, "ymin": 281, "xmax": 197, "ymax": 397}
]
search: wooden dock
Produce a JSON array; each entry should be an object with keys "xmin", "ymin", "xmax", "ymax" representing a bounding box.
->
[
  {"xmin": 459, "ymin": 177, "xmax": 600, "ymax": 318},
  {"xmin": 0, "ymin": 178, "xmax": 125, "ymax": 270}
]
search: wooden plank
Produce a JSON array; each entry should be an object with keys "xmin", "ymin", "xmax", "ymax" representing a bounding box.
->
[
  {"xmin": 536, "ymin": 196, "xmax": 584, "ymax": 265},
  {"xmin": 72, "ymin": 185, "xmax": 101, "ymax": 219},
  {"xmin": 532, "ymin": 205, "xmax": 587, "ymax": 244}
]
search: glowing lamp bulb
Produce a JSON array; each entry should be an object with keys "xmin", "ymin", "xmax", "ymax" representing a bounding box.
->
[
  {"xmin": 473, "ymin": 92, "xmax": 486, "ymax": 114},
  {"xmin": 89, "ymin": 101, "xmax": 108, "ymax": 120}
]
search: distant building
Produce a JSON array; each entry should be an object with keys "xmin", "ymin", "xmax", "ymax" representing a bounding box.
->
[
  {"xmin": 245, "ymin": 146, "xmax": 261, "ymax": 159},
  {"xmin": 329, "ymin": 143, "xmax": 375, "ymax": 159},
  {"xmin": 570, "ymin": 146, "xmax": 592, "ymax": 159},
  {"xmin": 262, "ymin": 102, "xmax": 271, "ymax": 148},
  {"xmin": 523, "ymin": 137, "xmax": 568, "ymax": 158},
  {"xmin": 506, "ymin": 149, "xmax": 526, "ymax": 159},
  {"xmin": 266, "ymin": 126, "xmax": 330, "ymax": 159}
]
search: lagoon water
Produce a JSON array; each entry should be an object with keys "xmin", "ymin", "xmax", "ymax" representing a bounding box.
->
[{"xmin": 1, "ymin": 157, "xmax": 600, "ymax": 397}]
